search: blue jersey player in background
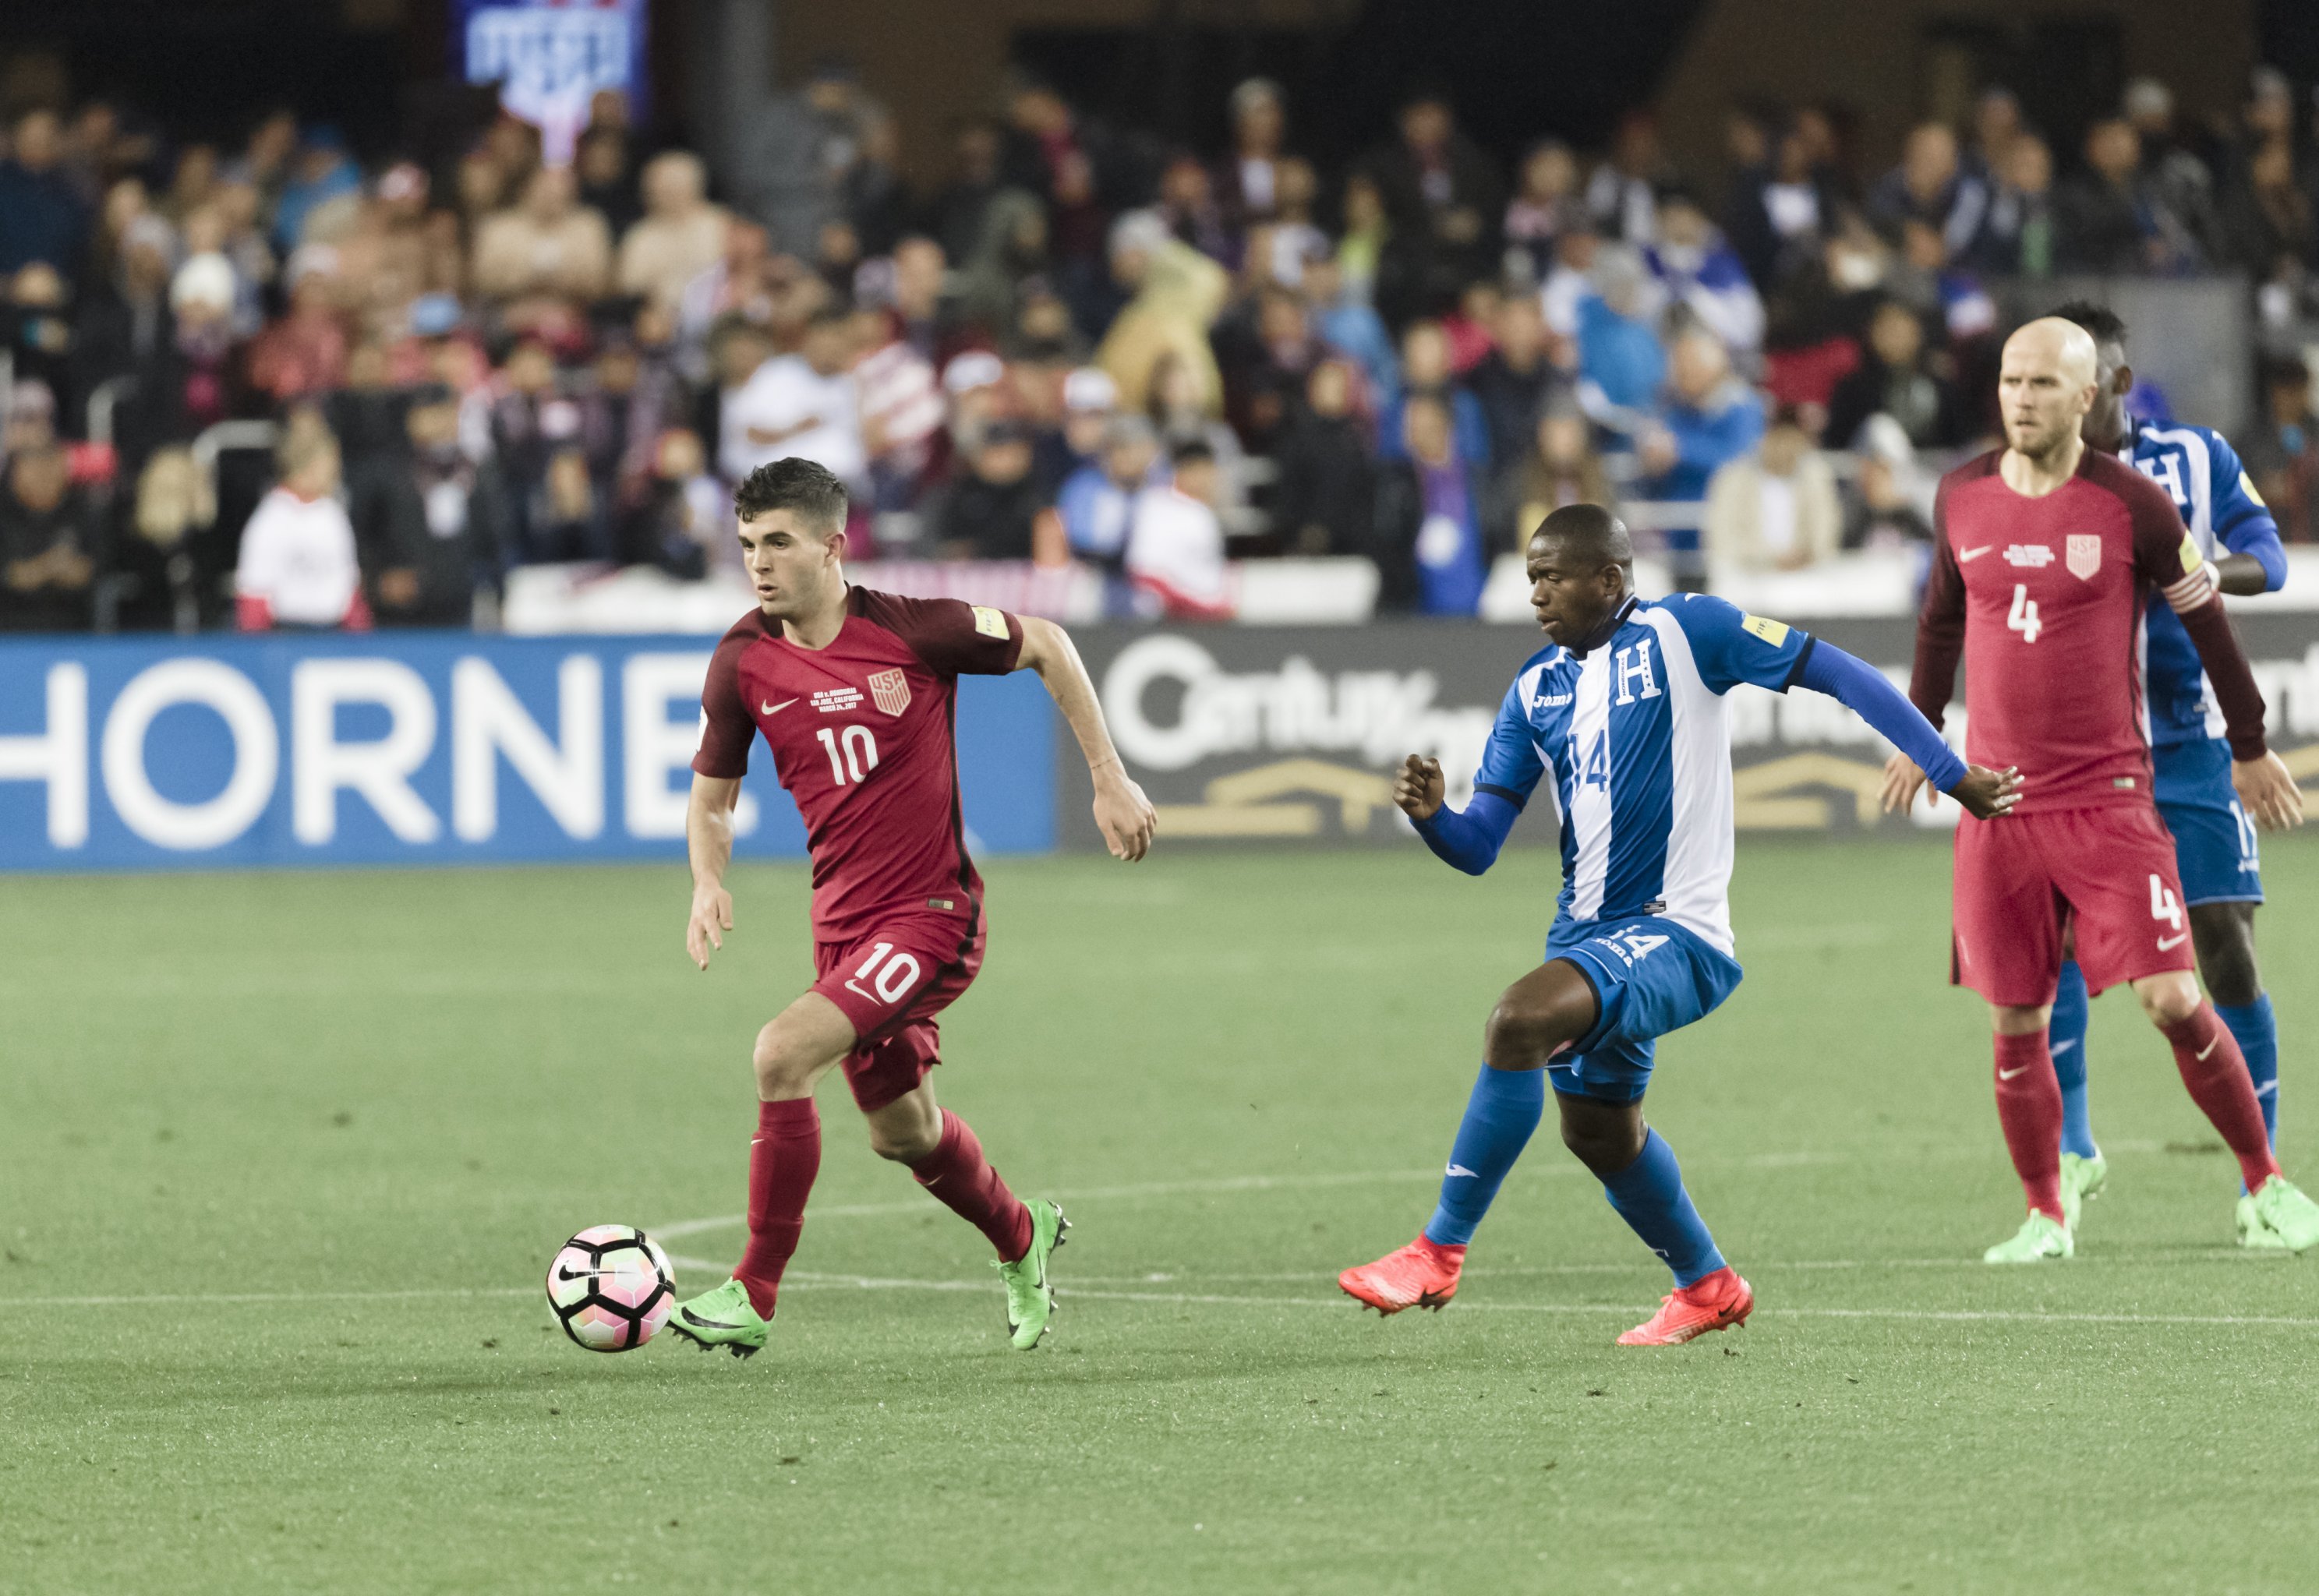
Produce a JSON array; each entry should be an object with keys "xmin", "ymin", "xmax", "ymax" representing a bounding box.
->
[
  {"xmin": 1338, "ymin": 505, "xmax": 2020, "ymax": 1344},
  {"xmin": 2050, "ymin": 303, "xmax": 2292, "ymax": 1248}
]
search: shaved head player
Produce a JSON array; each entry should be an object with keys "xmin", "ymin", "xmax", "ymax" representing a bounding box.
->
[
  {"xmin": 1885, "ymin": 317, "xmax": 2317, "ymax": 1262},
  {"xmin": 668, "ymin": 457, "xmax": 1156, "ymax": 1357}
]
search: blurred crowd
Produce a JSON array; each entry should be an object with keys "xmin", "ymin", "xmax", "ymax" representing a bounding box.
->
[{"xmin": 6, "ymin": 60, "xmax": 2319, "ymax": 633}]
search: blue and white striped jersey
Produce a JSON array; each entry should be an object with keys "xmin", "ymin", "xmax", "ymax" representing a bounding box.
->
[
  {"xmin": 1474, "ymin": 593, "xmax": 1812, "ymax": 955},
  {"xmin": 2124, "ymin": 418, "xmax": 2285, "ymax": 746}
]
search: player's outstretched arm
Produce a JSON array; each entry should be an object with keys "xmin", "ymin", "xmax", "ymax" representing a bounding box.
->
[
  {"xmin": 1793, "ymin": 641, "xmax": 2021, "ymax": 821},
  {"xmin": 1016, "ymin": 616, "xmax": 1158, "ymax": 860},
  {"xmin": 684, "ymin": 774, "xmax": 741, "ymax": 969},
  {"xmin": 1396, "ymin": 755, "xmax": 1519, "ymax": 874}
]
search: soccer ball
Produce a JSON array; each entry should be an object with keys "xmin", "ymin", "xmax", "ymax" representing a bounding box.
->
[{"xmin": 546, "ymin": 1225, "xmax": 676, "ymax": 1352}]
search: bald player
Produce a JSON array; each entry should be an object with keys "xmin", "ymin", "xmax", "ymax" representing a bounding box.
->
[{"xmin": 1884, "ymin": 317, "xmax": 2317, "ymax": 1262}]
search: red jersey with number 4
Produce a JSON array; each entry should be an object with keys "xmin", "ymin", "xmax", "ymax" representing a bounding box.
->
[
  {"xmin": 693, "ymin": 587, "xmax": 1024, "ymax": 943},
  {"xmin": 1910, "ymin": 447, "xmax": 2265, "ymax": 815}
]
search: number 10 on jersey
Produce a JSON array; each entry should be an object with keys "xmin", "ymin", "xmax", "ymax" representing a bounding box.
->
[{"xmin": 817, "ymin": 726, "xmax": 881, "ymax": 785}]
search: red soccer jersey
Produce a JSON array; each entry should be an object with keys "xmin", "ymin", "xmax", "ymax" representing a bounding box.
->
[
  {"xmin": 1909, "ymin": 447, "xmax": 2267, "ymax": 814},
  {"xmin": 692, "ymin": 587, "xmax": 1024, "ymax": 945}
]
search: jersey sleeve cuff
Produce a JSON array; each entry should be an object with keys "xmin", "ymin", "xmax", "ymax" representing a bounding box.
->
[
  {"xmin": 1473, "ymin": 782, "xmax": 1528, "ymax": 810},
  {"xmin": 1779, "ymin": 634, "xmax": 1818, "ymax": 694}
]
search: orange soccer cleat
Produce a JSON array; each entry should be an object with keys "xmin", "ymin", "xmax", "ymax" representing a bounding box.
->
[
  {"xmin": 1617, "ymin": 1266, "xmax": 1755, "ymax": 1346},
  {"xmin": 1338, "ymin": 1235, "xmax": 1466, "ymax": 1314}
]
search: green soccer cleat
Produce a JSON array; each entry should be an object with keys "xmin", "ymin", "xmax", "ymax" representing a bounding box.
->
[
  {"xmin": 1983, "ymin": 1212, "xmax": 2073, "ymax": 1264},
  {"xmin": 663, "ymin": 1276, "xmax": 770, "ymax": 1359},
  {"xmin": 992, "ymin": 1198, "xmax": 1069, "ymax": 1351},
  {"xmin": 2249, "ymin": 1176, "xmax": 2319, "ymax": 1253},
  {"xmin": 2236, "ymin": 1192, "xmax": 2293, "ymax": 1251},
  {"xmin": 2059, "ymin": 1152, "xmax": 2109, "ymax": 1231}
]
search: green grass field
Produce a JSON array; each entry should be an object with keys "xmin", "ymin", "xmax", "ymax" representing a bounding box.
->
[{"xmin": 6, "ymin": 838, "xmax": 2318, "ymax": 1594}]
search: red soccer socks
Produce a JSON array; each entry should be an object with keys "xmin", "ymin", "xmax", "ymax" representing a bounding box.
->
[
  {"xmin": 735, "ymin": 1097, "xmax": 822, "ymax": 1318},
  {"xmin": 909, "ymin": 1109, "xmax": 1034, "ymax": 1262},
  {"xmin": 2161, "ymin": 1005, "xmax": 2281, "ymax": 1195},
  {"xmin": 1992, "ymin": 1030, "xmax": 2066, "ymax": 1223}
]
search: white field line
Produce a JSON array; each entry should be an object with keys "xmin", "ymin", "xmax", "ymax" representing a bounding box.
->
[{"xmin": 6, "ymin": 1272, "xmax": 2314, "ymax": 1330}]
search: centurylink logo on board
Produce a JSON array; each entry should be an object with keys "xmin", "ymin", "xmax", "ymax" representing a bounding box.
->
[{"xmin": 1098, "ymin": 633, "xmax": 1498, "ymax": 786}]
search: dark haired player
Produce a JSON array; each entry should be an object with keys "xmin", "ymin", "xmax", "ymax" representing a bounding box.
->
[
  {"xmin": 1338, "ymin": 504, "xmax": 2017, "ymax": 1344},
  {"xmin": 1883, "ymin": 318, "xmax": 2315, "ymax": 1262},
  {"xmin": 2034, "ymin": 301, "xmax": 2292, "ymax": 1245},
  {"xmin": 666, "ymin": 458, "xmax": 1156, "ymax": 1357}
]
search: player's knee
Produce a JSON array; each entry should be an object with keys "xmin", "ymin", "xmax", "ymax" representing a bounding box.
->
[
  {"xmin": 751, "ymin": 1025, "xmax": 820, "ymax": 1098},
  {"xmin": 2134, "ymin": 973, "xmax": 2203, "ymax": 1027},
  {"xmin": 1558, "ymin": 1110, "xmax": 1644, "ymax": 1176},
  {"xmin": 867, "ymin": 1121, "xmax": 939, "ymax": 1163},
  {"xmin": 1484, "ymin": 994, "xmax": 1580, "ymax": 1070}
]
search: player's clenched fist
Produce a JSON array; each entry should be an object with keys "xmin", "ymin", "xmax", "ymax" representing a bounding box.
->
[
  {"xmin": 1395, "ymin": 754, "xmax": 1445, "ymax": 821},
  {"xmin": 1092, "ymin": 764, "xmax": 1158, "ymax": 861},
  {"xmin": 686, "ymin": 884, "xmax": 734, "ymax": 970}
]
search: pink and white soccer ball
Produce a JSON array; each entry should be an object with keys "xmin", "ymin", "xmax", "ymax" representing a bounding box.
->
[{"xmin": 546, "ymin": 1225, "xmax": 676, "ymax": 1352}]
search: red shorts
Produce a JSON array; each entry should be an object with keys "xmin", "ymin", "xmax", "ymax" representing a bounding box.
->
[
  {"xmin": 811, "ymin": 913, "xmax": 986, "ymax": 1112},
  {"xmin": 1950, "ymin": 804, "xmax": 2196, "ymax": 1006}
]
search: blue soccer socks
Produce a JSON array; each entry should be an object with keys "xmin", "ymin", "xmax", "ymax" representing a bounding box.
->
[
  {"xmin": 1602, "ymin": 1129, "xmax": 1726, "ymax": 1287},
  {"xmin": 1421, "ymin": 1065, "xmax": 1545, "ymax": 1248},
  {"xmin": 2050, "ymin": 959, "xmax": 2099, "ymax": 1160}
]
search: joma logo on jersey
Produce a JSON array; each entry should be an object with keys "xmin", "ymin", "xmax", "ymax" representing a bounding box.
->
[
  {"xmin": 811, "ymin": 687, "xmax": 864, "ymax": 713},
  {"xmin": 868, "ymin": 669, "xmax": 910, "ymax": 716},
  {"xmin": 2003, "ymin": 544, "xmax": 2055, "ymax": 568}
]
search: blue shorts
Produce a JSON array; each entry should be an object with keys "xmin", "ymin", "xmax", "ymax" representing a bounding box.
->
[
  {"xmin": 1543, "ymin": 916, "xmax": 1745, "ymax": 1103},
  {"xmin": 2153, "ymin": 739, "xmax": 2263, "ymax": 906}
]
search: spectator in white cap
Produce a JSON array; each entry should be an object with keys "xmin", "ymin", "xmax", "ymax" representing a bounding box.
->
[
  {"xmin": 1060, "ymin": 365, "xmax": 1117, "ymax": 464},
  {"xmin": 1095, "ymin": 207, "xmax": 1228, "ymax": 412},
  {"xmin": 162, "ymin": 250, "xmax": 242, "ymax": 439}
]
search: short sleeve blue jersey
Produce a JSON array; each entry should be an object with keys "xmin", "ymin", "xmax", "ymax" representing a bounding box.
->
[
  {"xmin": 2124, "ymin": 418, "xmax": 2286, "ymax": 745},
  {"xmin": 1474, "ymin": 593, "xmax": 1812, "ymax": 955}
]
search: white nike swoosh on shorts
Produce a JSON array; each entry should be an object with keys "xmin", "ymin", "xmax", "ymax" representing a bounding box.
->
[{"xmin": 2158, "ymin": 933, "xmax": 2190, "ymax": 951}]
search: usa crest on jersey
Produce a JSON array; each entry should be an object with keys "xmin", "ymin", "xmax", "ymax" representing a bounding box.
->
[
  {"xmin": 2066, "ymin": 534, "xmax": 2102, "ymax": 581},
  {"xmin": 868, "ymin": 668, "xmax": 912, "ymax": 715}
]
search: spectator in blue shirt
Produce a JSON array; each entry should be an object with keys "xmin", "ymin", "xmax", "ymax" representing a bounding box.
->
[
  {"xmin": 1640, "ymin": 328, "xmax": 1764, "ymax": 586},
  {"xmin": 272, "ymin": 127, "xmax": 363, "ymax": 255},
  {"xmin": 0, "ymin": 111, "xmax": 90, "ymax": 275},
  {"xmin": 1574, "ymin": 244, "xmax": 1666, "ymax": 445},
  {"xmin": 1377, "ymin": 318, "xmax": 1489, "ymax": 467},
  {"xmin": 1058, "ymin": 413, "xmax": 1160, "ymax": 614},
  {"xmin": 1299, "ymin": 255, "xmax": 1395, "ymax": 405}
]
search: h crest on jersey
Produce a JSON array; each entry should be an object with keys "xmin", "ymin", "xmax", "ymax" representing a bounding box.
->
[
  {"xmin": 868, "ymin": 668, "xmax": 912, "ymax": 716},
  {"xmin": 2066, "ymin": 535, "xmax": 2102, "ymax": 581}
]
